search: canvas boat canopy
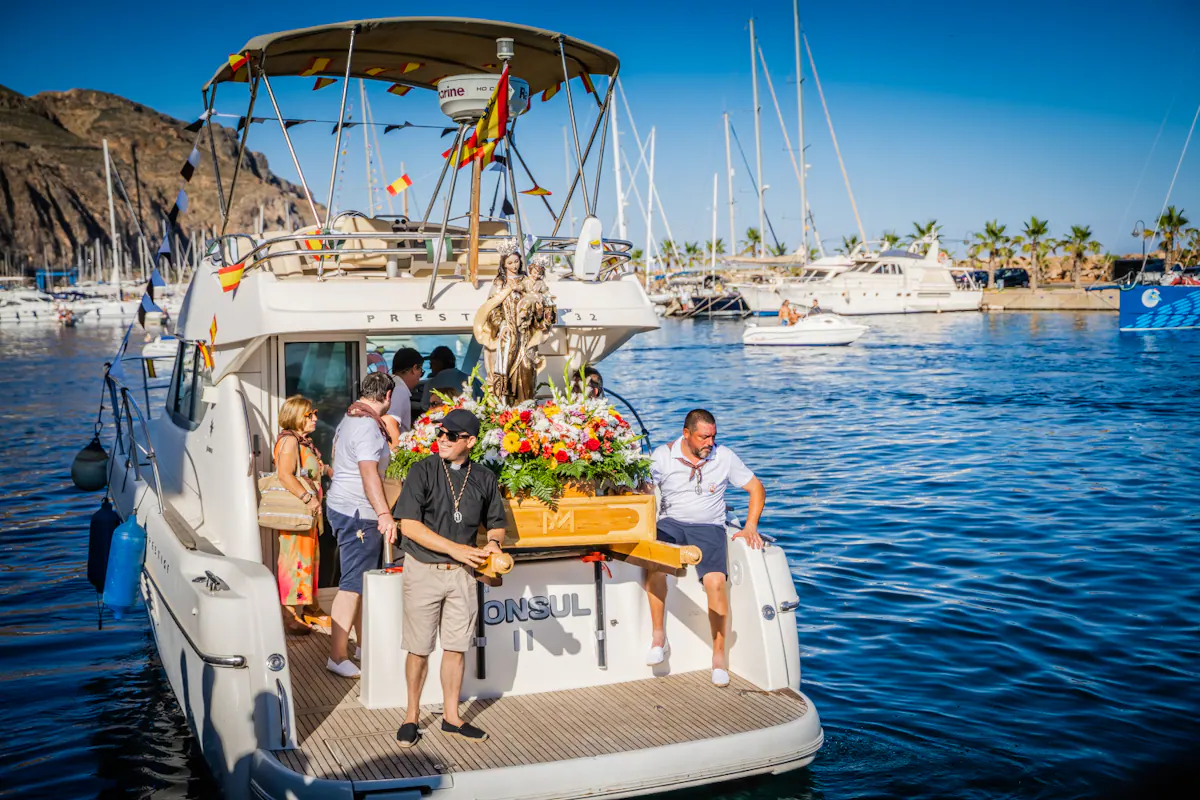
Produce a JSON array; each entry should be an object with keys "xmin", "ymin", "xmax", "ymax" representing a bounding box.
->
[{"xmin": 205, "ymin": 17, "xmax": 620, "ymax": 93}]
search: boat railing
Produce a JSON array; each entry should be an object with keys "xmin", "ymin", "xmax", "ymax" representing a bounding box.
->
[
  {"xmin": 206, "ymin": 230, "xmax": 635, "ymax": 280},
  {"xmin": 104, "ymin": 369, "xmax": 164, "ymax": 515}
]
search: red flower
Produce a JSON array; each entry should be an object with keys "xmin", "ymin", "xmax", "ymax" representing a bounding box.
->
[
  {"xmin": 431, "ymin": 441, "xmax": 439, "ymax": 454},
  {"xmin": 585, "ymin": 438, "xmax": 601, "ymax": 451},
  {"xmin": 555, "ymin": 450, "xmax": 570, "ymax": 463},
  {"xmin": 411, "ymin": 446, "xmax": 421, "ymax": 453},
  {"xmin": 519, "ymin": 410, "xmax": 532, "ymax": 423},
  {"xmin": 518, "ymin": 440, "xmax": 532, "ymax": 453}
]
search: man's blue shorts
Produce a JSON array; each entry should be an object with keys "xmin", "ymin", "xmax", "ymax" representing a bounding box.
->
[
  {"xmin": 328, "ymin": 507, "xmax": 384, "ymax": 594},
  {"xmin": 656, "ymin": 517, "xmax": 728, "ymax": 579}
]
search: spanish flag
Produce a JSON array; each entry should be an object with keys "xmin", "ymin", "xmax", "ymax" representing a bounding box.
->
[
  {"xmin": 387, "ymin": 83, "xmax": 411, "ymax": 96},
  {"xmin": 304, "ymin": 238, "xmax": 325, "ymax": 262},
  {"xmin": 401, "ymin": 62, "xmax": 423, "ymax": 74},
  {"xmin": 313, "ymin": 77, "xmax": 337, "ymax": 91},
  {"xmin": 580, "ymin": 73, "xmax": 602, "ymax": 108},
  {"xmin": 542, "ymin": 82, "xmax": 561, "ymax": 102},
  {"xmin": 386, "ymin": 174, "xmax": 413, "ymax": 196},
  {"xmin": 521, "ymin": 186, "xmax": 552, "ymax": 196},
  {"xmin": 364, "ymin": 66, "xmax": 387, "ymax": 77},
  {"xmin": 443, "ymin": 140, "xmax": 479, "ymax": 169},
  {"xmin": 209, "ymin": 315, "xmax": 218, "ymax": 344},
  {"xmin": 217, "ymin": 262, "xmax": 244, "ymax": 293},
  {"xmin": 300, "ymin": 57, "xmax": 331, "ymax": 77},
  {"xmin": 474, "ymin": 141, "xmax": 499, "ymax": 170},
  {"xmin": 466, "ymin": 63, "xmax": 509, "ymax": 148}
]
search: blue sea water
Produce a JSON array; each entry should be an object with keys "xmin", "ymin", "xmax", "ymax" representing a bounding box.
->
[{"xmin": 1, "ymin": 312, "xmax": 1198, "ymax": 799}]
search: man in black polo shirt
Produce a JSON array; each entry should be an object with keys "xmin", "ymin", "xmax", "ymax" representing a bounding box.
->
[{"xmin": 394, "ymin": 409, "xmax": 507, "ymax": 747}]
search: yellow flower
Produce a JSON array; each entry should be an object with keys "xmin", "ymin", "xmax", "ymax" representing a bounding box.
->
[{"xmin": 502, "ymin": 431, "xmax": 521, "ymax": 453}]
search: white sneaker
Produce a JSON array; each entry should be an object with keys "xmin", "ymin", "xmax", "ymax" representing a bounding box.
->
[
  {"xmin": 711, "ymin": 668, "xmax": 730, "ymax": 687},
  {"xmin": 646, "ymin": 640, "xmax": 670, "ymax": 666},
  {"xmin": 327, "ymin": 657, "xmax": 360, "ymax": 678}
]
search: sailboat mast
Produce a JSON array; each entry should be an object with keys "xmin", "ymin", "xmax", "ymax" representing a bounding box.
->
[
  {"xmin": 794, "ymin": 0, "xmax": 808, "ymax": 258},
  {"xmin": 102, "ymin": 138, "xmax": 120, "ymax": 290},
  {"xmin": 563, "ymin": 126, "xmax": 575, "ymax": 236},
  {"xmin": 749, "ymin": 18, "xmax": 765, "ymax": 259},
  {"xmin": 724, "ymin": 112, "xmax": 735, "ymax": 256},
  {"xmin": 612, "ymin": 88, "xmax": 626, "ymax": 240},
  {"xmin": 710, "ymin": 172, "xmax": 718, "ymax": 278},
  {"xmin": 359, "ymin": 80, "xmax": 373, "ymax": 214},
  {"xmin": 645, "ymin": 127, "xmax": 655, "ymax": 287}
]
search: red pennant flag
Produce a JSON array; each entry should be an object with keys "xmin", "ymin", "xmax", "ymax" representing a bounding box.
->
[
  {"xmin": 542, "ymin": 83, "xmax": 561, "ymax": 102},
  {"xmin": 400, "ymin": 62, "xmax": 423, "ymax": 74},
  {"xmin": 520, "ymin": 186, "xmax": 552, "ymax": 196},
  {"xmin": 300, "ymin": 57, "xmax": 331, "ymax": 77},
  {"xmin": 313, "ymin": 77, "xmax": 337, "ymax": 91},
  {"xmin": 209, "ymin": 315, "xmax": 218, "ymax": 344},
  {"xmin": 387, "ymin": 84, "xmax": 412, "ymax": 96},
  {"xmin": 217, "ymin": 262, "xmax": 244, "ymax": 293},
  {"xmin": 364, "ymin": 67, "xmax": 386, "ymax": 77}
]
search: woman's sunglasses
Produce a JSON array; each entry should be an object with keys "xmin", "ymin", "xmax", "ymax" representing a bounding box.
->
[{"xmin": 437, "ymin": 428, "xmax": 466, "ymax": 442}]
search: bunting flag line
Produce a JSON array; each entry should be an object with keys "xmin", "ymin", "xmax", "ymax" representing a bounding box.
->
[
  {"xmin": 386, "ymin": 84, "xmax": 412, "ymax": 96},
  {"xmin": 487, "ymin": 154, "xmax": 507, "ymax": 172},
  {"xmin": 158, "ymin": 238, "xmax": 171, "ymax": 256},
  {"xmin": 364, "ymin": 67, "xmax": 387, "ymax": 77},
  {"xmin": 150, "ymin": 268, "xmax": 167, "ymax": 288},
  {"xmin": 520, "ymin": 186, "xmax": 552, "ymax": 196},
  {"xmin": 464, "ymin": 63, "xmax": 509, "ymax": 150},
  {"xmin": 179, "ymin": 147, "xmax": 201, "ymax": 181},
  {"xmin": 217, "ymin": 262, "xmax": 244, "ymax": 293},
  {"xmin": 385, "ymin": 174, "xmax": 413, "ymax": 196},
  {"xmin": 198, "ymin": 342, "xmax": 214, "ymax": 370},
  {"xmin": 481, "ymin": 63, "xmax": 496, "ymax": 70},
  {"xmin": 167, "ymin": 188, "xmax": 189, "ymax": 225},
  {"xmin": 184, "ymin": 111, "xmax": 209, "ymax": 133},
  {"xmin": 209, "ymin": 315, "xmax": 218, "ymax": 344},
  {"xmin": 383, "ymin": 122, "xmax": 412, "ymax": 133},
  {"xmin": 228, "ymin": 53, "xmax": 249, "ymax": 83},
  {"xmin": 237, "ymin": 116, "xmax": 268, "ymax": 131},
  {"xmin": 580, "ymin": 73, "xmax": 602, "ymax": 108},
  {"xmin": 501, "ymin": 198, "xmax": 515, "ymax": 217},
  {"xmin": 400, "ymin": 62, "xmax": 423, "ymax": 73},
  {"xmin": 541, "ymin": 82, "xmax": 561, "ymax": 102},
  {"xmin": 137, "ymin": 293, "xmax": 163, "ymax": 328},
  {"xmin": 313, "ymin": 77, "xmax": 337, "ymax": 91},
  {"xmin": 440, "ymin": 127, "xmax": 456, "ymax": 138},
  {"xmin": 300, "ymin": 57, "xmax": 331, "ymax": 77},
  {"xmin": 430, "ymin": 75, "xmax": 447, "ymax": 85},
  {"xmin": 283, "ymin": 119, "xmax": 308, "ymax": 129}
]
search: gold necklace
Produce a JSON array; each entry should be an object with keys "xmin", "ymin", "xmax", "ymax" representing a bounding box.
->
[{"xmin": 441, "ymin": 459, "xmax": 472, "ymax": 524}]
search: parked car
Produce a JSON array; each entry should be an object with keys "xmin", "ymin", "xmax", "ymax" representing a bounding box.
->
[
  {"xmin": 955, "ymin": 270, "xmax": 989, "ymax": 288},
  {"xmin": 993, "ymin": 268, "xmax": 1030, "ymax": 288}
]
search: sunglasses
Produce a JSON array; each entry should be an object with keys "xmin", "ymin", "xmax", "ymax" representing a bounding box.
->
[
  {"xmin": 437, "ymin": 428, "xmax": 467, "ymax": 442},
  {"xmin": 307, "ymin": 410, "xmax": 318, "ymax": 419}
]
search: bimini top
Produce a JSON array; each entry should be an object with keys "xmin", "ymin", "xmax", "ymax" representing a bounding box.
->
[{"xmin": 205, "ymin": 17, "xmax": 619, "ymax": 93}]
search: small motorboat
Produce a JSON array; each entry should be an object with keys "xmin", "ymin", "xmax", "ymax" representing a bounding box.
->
[
  {"xmin": 140, "ymin": 335, "xmax": 179, "ymax": 359},
  {"xmin": 742, "ymin": 312, "xmax": 868, "ymax": 346}
]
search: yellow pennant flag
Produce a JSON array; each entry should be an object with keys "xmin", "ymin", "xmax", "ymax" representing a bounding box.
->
[
  {"xmin": 209, "ymin": 315, "xmax": 218, "ymax": 344},
  {"xmin": 364, "ymin": 66, "xmax": 386, "ymax": 77},
  {"xmin": 313, "ymin": 77, "xmax": 337, "ymax": 91},
  {"xmin": 387, "ymin": 84, "xmax": 412, "ymax": 96},
  {"xmin": 300, "ymin": 57, "xmax": 331, "ymax": 77},
  {"xmin": 400, "ymin": 62, "xmax": 423, "ymax": 73},
  {"xmin": 520, "ymin": 185, "xmax": 552, "ymax": 196}
]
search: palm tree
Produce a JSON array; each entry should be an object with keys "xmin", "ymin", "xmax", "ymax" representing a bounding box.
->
[
  {"xmin": 881, "ymin": 230, "xmax": 901, "ymax": 250},
  {"xmin": 683, "ymin": 241, "xmax": 701, "ymax": 268},
  {"xmin": 1060, "ymin": 224, "xmax": 1101, "ymax": 289},
  {"xmin": 658, "ymin": 238, "xmax": 679, "ymax": 268},
  {"xmin": 977, "ymin": 220, "xmax": 1009, "ymax": 287},
  {"xmin": 769, "ymin": 241, "xmax": 789, "ymax": 257},
  {"xmin": 1017, "ymin": 216, "xmax": 1051, "ymax": 290},
  {"xmin": 1156, "ymin": 206, "xmax": 1190, "ymax": 265},
  {"xmin": 705, "ymin": 238, "xmax": 727, "ymax": 258},
  {"xmin": 907, "ymin": 219, "xmax": 942, "ymax": 256},
  {"xmin": 740, "ymin": 227, "xmax": 762, "ymax": 256},
  {"xmin": 630, "ymin": 248, "xmax": 643, "ymax": 267},
  {"xmin": 837, "ymin": 234, "xmax": 861, "ymax": 256},
  {"xmin": 807, "ymin": 246, "xmax": 821, "ymax": 262},
  {"xmin": 1183, "ymin": 228, "xmax": 1200, "ymax": 264}
]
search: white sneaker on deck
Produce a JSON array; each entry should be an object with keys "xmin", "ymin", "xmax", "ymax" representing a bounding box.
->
[
  {"xmin": 646, "ymin": 641, "xmax": 670, "ymax": 666},
  {"xmin": 327, "ymin": 657, "xmax": 360, "ymax": 678},
  {"xmin": 711, "ymin": 668, "xmax": 730, "ymax": 687}
]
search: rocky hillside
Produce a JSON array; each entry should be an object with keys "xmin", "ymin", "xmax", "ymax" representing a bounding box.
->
[{"xmin": 0, "ymin": 85, "xmax": 319, "ymax": 267}]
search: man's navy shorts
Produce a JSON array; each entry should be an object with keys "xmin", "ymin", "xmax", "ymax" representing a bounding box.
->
[
  {"xmin": 656, "ymin": 517, "xmax": 728, "ymax": 579},
  {"xmin": 328, "ymin": 507, "xmax": 384, "ymax": 594}
]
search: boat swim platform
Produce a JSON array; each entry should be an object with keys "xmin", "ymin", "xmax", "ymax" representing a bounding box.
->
[{"xmin": 275, "ymin": 628, "xmax": 812, "ymax": 783}]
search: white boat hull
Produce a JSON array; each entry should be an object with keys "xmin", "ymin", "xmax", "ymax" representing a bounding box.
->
[
  {"xmin": 777, "ymin": 284, "xmax": 981, "ymax": 315},
  {"xmin": 743, "ymin": 315, "xmax": 868, "ymax": 346}
]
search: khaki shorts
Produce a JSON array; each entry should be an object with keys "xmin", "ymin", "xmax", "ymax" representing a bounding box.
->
[{"xmin": 401, "ymin": 557, "xmax": 478, "ymax": 655}]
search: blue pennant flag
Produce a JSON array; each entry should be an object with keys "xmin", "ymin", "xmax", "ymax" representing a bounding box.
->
[
  {"xmin": 150, "ymin": 268, "xmax": 166, "ymax": 288},
  {"xmin": 137, "ymin": 292, "xmax": 163, "ymax": 328}
]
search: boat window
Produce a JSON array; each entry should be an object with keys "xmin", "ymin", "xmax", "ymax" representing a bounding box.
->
[
  {"xmin": 366, "ymin": 334, "xmax": 482, "ymax": 377},
  {"xmin": 284, "ymin": 341, "xmax": 360, "ymax": 460},
  {"xmin": 167, "ymin": 341, "xmax": 212, "ymax": 430}
]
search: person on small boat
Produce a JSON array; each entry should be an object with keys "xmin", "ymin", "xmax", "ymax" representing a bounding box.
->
[
  {"xmin": 419, "ymin": 345, "xmax": 469, "ymax": 411},
  {"xmin": 273, "ymin": 395, "xmax": 333, "ymax": 635},
  {"xmin": 326, "ymin": 372, "xmax": 398, "ymax": 678},
  {"xmin": 394, "ymin": 409, "xmax": 507, "ymax": 746},
  {"xmin": 778, "ymin": 300, "xmax": 792, "ymax": 325},
  {"xmin": 385, "ymin": 347, "xmax": 423, "ymax": 444},
  {"xmin": 806, "ymin": 299, "xmax": 822, "ymax": 316},
  {"xmin": 646, "ymin": 409, "xmax": 766, "ymax": 687}
]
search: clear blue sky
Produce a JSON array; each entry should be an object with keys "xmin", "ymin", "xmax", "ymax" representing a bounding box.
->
[{"xmin": 6, "ymin": 0, "xmax": 1200, "ymax": 256}]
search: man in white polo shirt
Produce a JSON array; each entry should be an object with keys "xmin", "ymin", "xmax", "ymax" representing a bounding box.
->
[{"xmin": 645, "ymin": 408, "xmax": 765, "ymax": 687}]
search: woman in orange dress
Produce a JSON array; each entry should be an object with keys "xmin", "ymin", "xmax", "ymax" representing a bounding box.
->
[{"xmin": 275, "ymin": 395, "xmax": 333, "ymax": 634}]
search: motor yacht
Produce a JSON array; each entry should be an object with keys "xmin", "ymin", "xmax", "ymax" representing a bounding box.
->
[
  {"xmin": 728, "ymin": 255, "xmax": 854, "ymax": 316},
  {"xmin": 743, "ymin": 311, "xmax": 867, "ymax": 346},
  {"xmin": 777, "ymin": 237, "xmax": 981, "ymax": 315},
  {"xmin": 94, "ymin": 18, "xmax": 823, "ymax": 799}
]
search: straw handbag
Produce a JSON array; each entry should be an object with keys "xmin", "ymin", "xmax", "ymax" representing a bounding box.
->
[{"xmin": 257, "ymin": 472, "xmax": 319, "ymax": 532}]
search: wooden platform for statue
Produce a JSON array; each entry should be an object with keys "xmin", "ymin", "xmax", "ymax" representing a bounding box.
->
[{"xmin": 492, "ymin": 492, "xmax": 657, "ymax": 549}]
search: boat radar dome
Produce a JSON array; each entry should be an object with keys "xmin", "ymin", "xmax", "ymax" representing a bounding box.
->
[{"xmin": 438, "ymin": 73, "xmax": 530, "ymax": 122}]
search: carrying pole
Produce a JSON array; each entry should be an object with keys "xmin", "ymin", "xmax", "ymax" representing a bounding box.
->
[{"xmin": 467, "ymin": 153, "xmax": 483, "ymax": 287}]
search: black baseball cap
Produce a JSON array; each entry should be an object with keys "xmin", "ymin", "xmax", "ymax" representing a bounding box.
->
[{"xmin": 440, "ymin": 409, "xmax": 480, "ymax": 437}]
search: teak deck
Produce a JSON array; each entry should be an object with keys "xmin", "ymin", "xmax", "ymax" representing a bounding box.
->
[{"xmin": 274, "ymin": 629, "xmax": 810, "ymax": 782}]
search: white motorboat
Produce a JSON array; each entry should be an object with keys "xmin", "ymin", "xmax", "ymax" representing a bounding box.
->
[
  {"xmin": 729, "ymin": 256, "xmax": 854, "ymax": 316},
  {"xmin": 92, "ymin": 17, "xmax": 823, "ymax": 800},
  {"xmin": 743, "ymin": 312, "xmax": 867, "ymax": 346},
  {"xmin": 777, "ymin": 236, "xmax": 982, "ymax": 315}
]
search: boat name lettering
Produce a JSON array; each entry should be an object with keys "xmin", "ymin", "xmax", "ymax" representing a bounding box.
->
[
  {"xmin": 365, "ymin": 312, "xmax": 472, "ymax": 325},
  {"xmin": 439, "ymin": 86, "xmax": 466, "ymax": 99},
  {"xmin": 483, "ymin": 593, "xmax": 591, "ymax": 625}
]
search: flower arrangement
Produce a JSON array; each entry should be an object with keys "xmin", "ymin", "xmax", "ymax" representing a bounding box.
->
[{"xmin": 386, "ymin": 369, "xmax": 651, "ymax": 505}]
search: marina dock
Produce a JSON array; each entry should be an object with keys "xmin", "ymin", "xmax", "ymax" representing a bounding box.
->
[{"xmin": 982, "ymin": 286, "xmax": 1119, "ymax": 312}]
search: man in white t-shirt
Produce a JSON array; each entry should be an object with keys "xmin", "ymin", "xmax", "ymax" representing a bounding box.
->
[
  {"xmin": 325, "ymin": 371, "xmax": 397, "ymax": 678},
  {"xmin": 645, "ymin": 408, "xmax": 765, "ymax": 687},
  {"xmin": 384, "ymin": 347, "xmax": 423, "ymax": 442}
]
